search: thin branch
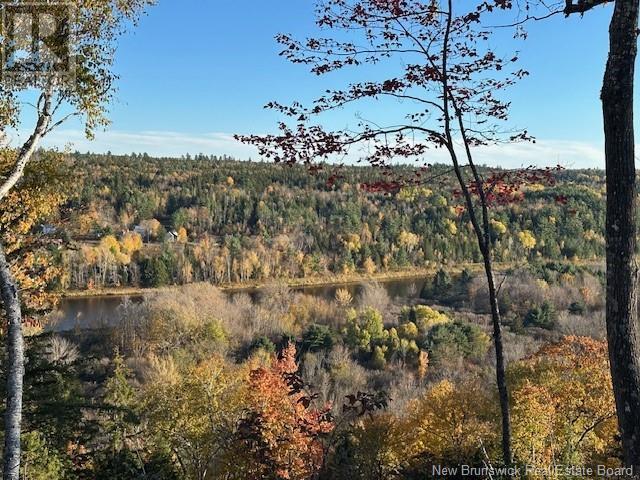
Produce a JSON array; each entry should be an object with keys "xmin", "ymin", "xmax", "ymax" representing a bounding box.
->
[
  {"xmin": 44, "ymin": 112, "xmax": 81, "ymax": 136},
  {"xmin": 489, "ymin": 9, "xmax": 561, "ymax": 28}
]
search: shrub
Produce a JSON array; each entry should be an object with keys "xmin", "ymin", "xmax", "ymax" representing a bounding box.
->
[
  {"xmin": 524, "ymin": 301, "xmax": 557, "ymax": 330},
  {"xmin": 400, "ymin": 305, "xmax": 451, "ymax": 334},
  {"xmin": 432, "ymin": 268, "xmax": 452, "ymax": 296},
  {"xmin": 302, "ymin": 324, "xmax": 334, "ymax": 352},
  {"xmin": 249, "ymin": 336, "xmax": 276, "ymax": 355},
  {"xmin": 370, "ymin": 345, "xmax": 387, "ymax": 370},
  {"xmin": 343, "ymin": 308, "xmax": 386, "ymax": 353},
  {"xmin": 568, "ymin": 301, "xmax": 587, "ymax": 315},
  {"xmin": 426, "ymin": 321, "xmax": 490, "ymax": 364},
  {"xmin": 398, "ymin": 322, "xmax": 419, "ymax": 340}
]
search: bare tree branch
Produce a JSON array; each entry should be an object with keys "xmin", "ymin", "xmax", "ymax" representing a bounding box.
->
[{"xmin": 564, "ymin": 0, "xmax": 612, "ymax": 15}]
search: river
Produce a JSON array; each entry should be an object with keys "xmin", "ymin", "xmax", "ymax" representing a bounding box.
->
[{"xmin": 49, "ymin": 276, "xmax": 432, "ymax": 332}]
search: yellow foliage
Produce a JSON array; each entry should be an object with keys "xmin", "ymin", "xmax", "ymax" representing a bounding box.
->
[
  {"xmin": 143, "ymin": 355, "xmax": 247, "ymax": 479},
  {"xmin": 490, "ymin": 219, "xmax": 507, "ymax": 235},
  {"xmin": 510, "ymin": 337, "xmax": 618, "ymax": 473},
  {"xmin": 100, "ymin": 235, "xmax": 120, "ymax": 253},
  {"xmin": 362, "ymin": 257, "xmax": 376, "ymax": 275},
  {"xmin": 342, "ymin": 233, "xmax": 361, "ymax": 252},
  {"xmin": 535, "ymin": 279, "xmax": 549, "ymax": 290},
  {"xmin": 398, "ymin": 230, "xmax": 420, "ymax": 250},
  {"xmin": 397, "ymin": 186, "xmax": 432, "ymax": 202},
  {"xmin": 518, "ymin": 230, "xmax": 537, "ymax": 250},
  {"xmin": 335, "ymin": 288, "xmax": 353, "ymax": 307},
  {"xmin": 120, "ymin": 232, "xmax": 143, "ymax": 254},
  {"xmin": 412, "ymin": 305, "xmax": 451, "ymax": 331},
  {"xmin": 433, "ymin": 194, "xmax": 448, "ymax": 207},
  {"xmin": 444, "ymin": 219, "xmax": 458, "ymax": 235},
  {"xmin": 0, "ymin": 150, "xmax": 70, "ymax": 313},
  {"xmin": 140, "ymin": 218, "xmax": 162, "ymax": 237},
  {"xmin": 177, "ymin": 226, "xmax": 188, "ymax": 243},
  {"xmin": 417, "ymin": 350, "xmax": 429, "ymax": 379},
  {"xmin": 403, "ymin": 380, "xmax": 497, "ymax": 464}
]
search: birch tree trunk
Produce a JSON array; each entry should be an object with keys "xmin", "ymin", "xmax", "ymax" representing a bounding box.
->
[{"xmin": 0, "ymin": 244, "xmax": 24, "ymax": 480}]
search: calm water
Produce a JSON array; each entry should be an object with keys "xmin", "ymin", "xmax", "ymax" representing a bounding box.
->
[{"xmin": 50, "ymin": 276, "xmax": 431, "ymax": 332}]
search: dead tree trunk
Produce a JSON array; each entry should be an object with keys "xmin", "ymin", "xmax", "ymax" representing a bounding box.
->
[
  {"xmin": 0, "ymin": 244, "xmax": 24, "ymax": 480},
  {"xmin": 601, "ymin": 0, "xmax": 640, "ymax": 471}
]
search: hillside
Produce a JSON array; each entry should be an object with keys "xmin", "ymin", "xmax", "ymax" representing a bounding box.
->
[{"xmin": 54, "ymin": 153, "xmax": 607, "ymax": 291}]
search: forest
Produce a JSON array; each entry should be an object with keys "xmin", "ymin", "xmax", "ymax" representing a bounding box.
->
[
  {"xmin": 4, "ymin": 261, "xmax": 621, "ymax": 479},
  {"xmin": 0, "ymin": 0, "xmax": 638, "ymax": 479},
  {"xmin": 54, "ymin": 153, "xmax": 606, "ymax": 291},
  {"xmin": 0, "ymin": 149, "xmax": 623, "ymax": 479}
]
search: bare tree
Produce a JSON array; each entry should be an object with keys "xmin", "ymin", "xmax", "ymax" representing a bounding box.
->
[{"xmin": 239, "ymin": 0, "xmax": 557, "ymax": 466}]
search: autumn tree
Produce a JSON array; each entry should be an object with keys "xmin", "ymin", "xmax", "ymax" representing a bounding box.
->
[
  {"xmin": 142, "ymin": 355, "xmax": 246, "ymax": 480},
  {"xmin": 237, "ymin": 0, "xmax": 557, "ymax": 465},
  {"xmin": 0, "ymin": 151, "xmax": 69, "ymax": 317},
  {"xmin": 235, "ymin": 343, "xmax": 333, "ymax": 480},
  {"xmin": 509, "ymin": 336, "xmax": 618, "ymax": 471},
  {"xmin": 0, "ymin": 2, "xmax": 153, "ymax": 478}
]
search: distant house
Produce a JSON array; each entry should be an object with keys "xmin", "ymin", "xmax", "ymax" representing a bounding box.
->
[
  {"xmin": 40, "ymin": 224, "xmax": 57, "ymax": 235},
  {"xmin": 165, "ymin": 230, "xmax": 179, "ymax": 243},
  {"xmin": 133, "ymin": 225, "xmax": 148, "ymax": 237}
]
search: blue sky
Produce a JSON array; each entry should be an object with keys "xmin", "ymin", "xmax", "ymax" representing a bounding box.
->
[{"xmin": 30, "ymin": 1, "xmax": 625, "ymax": 168}]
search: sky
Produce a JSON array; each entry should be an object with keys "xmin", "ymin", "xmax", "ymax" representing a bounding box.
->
[{"xmin": 21, "ymin": 1, "xmax": 626, "ymax": 169}]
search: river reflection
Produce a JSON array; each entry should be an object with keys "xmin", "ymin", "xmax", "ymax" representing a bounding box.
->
[{"xmin": 50, "ymin": 276, "xmax": 430, "ymax": 332}]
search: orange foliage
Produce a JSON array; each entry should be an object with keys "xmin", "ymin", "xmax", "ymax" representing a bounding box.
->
[{"xmin": 240, "ymin": 343, "xmax": 334, "ymax": 480}]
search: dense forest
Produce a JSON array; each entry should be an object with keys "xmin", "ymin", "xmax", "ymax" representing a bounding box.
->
[
  {"xmin": 1, "ymin": 0, "xmax": 637, "ymax": 478},
  {"xmin": 0, "ymin": 151, "xmax": 625, "ymax": 479},
  {"xmin": 0, "ymin": 151, "xmax": 622, "ymax": 479},
  {"xmin": 54, "ymin": 153, "xmax": 606, "ymax": 291},
  {"xmin": 9, "ymin": 259, "xmax": 618, "ymax": 479}
]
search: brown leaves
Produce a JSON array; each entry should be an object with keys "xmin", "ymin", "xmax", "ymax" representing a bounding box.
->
[{"xmin": 343, "ymin": 390, "xmax": 391, "ymax": 417}]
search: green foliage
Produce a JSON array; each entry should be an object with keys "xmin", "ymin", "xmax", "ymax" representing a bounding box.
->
[
  {"xmin": 62, "ymin": 155, "xmax": 607, "ymax": 290},
  {"xmin": 140, "ymin": 256, "xmax": 170, "ymax": 287},
  {"xmin": 201, "ymin": 319, "xmax": 227, "ymax": 344},
  {"xmin": 524, "ymin": 301, "xmax": 557, "ymax": 330},
  {"xmin": 92, "ymin": 449, "xmax": 148, "ymax": 480},
  {"xmin": 103, "ymin": 352, "xmax": 137, "ymax": 451},
  {"xmin": 343, "ymin": 308, "xmax": 386, "ymax": 353},
  {"xmin": 460, "ymin": 268, "xmax": 473, "ymax": 285},
  {"xmin": 398, "ymin": 321, "xmax": 419, "ymax": 340},
  {"xmin": 21, "ymin": 431, "xmax": 70, "ymax": 480},
  {"xmin": 432, "ymin": 268, "xmax": 452, "ymax": 296},
  {"xmin": 426, "ymin": 321, "xmax": 490, "ymax": 364},
  {"xmin": 370, "ymin": 345, "xmax": 387, "ymax": 370},
  {"xmin": 249, "ymin": 336, "xmax": 277, "ymax": 355},
  {"xmin": 302, "ymin": 324, "xmax": 334, "ymax": 352},
  {"xmin": 400, "ymin": 305, "xmax": 451, "ymax": 334},
  {"xmin": 569, "ymin": 300, "xmax": 587, "ymax": 315}
]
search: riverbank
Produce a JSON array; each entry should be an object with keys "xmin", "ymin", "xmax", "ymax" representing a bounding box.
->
[
  {"xmin": 61, "ymin": 259, "xmax": 603, "ymax": 299},
  {"xmin": 62, "ymin": 263, "xmax": 489, "ymax": 299}
]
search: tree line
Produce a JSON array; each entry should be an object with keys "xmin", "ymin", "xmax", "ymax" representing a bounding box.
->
[{"xmin": 57, "ymin": 153, "xmax": 607, "ymax": 290}]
